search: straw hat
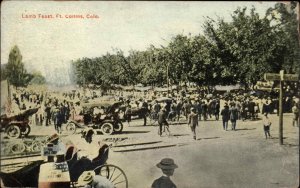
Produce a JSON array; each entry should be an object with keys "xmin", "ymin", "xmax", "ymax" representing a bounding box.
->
[
  {"xmin": 156, "ymin": 158, "xmax": 178, "ymax": 170},
  {"xmin": 47, "ymin": 133, "xmax": 59, "ymax": 143},
  {"xmin": 77, "ymin": 171, "xmax": 95, "ymax": 186}
]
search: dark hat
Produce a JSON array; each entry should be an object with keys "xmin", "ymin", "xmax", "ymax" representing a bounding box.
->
[
  {"xmin": 47, "ymin": 133, "xmax": 59, "ymax": 143},
  {"xmin": 156, "ymin": 158, "xmax": 178, "ymax": 170}
]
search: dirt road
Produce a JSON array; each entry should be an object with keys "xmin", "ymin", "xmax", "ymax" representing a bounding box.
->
[{"xmin": 4, "ymin": 113, "xmax": 298, "ymax": 188}]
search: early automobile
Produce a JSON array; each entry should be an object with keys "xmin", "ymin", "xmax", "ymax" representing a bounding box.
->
[
  {"xmin": 66, "ymin": 101, "xmax": 124, "ymax": 135},
  {"xmin": 0, "ymin": 107, "xmax": 39, "ymax": 139}
]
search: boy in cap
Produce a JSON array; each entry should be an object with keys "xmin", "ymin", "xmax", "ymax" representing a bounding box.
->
[{"xmin": 151, "ymin": 158, "xmax": 178, "ymax": 188}]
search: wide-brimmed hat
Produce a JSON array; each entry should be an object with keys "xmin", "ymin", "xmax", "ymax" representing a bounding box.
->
[
  {"xmin": 156, "ymin": 158, "xmax": 178, "ymax": 170},
  {"xmin": 77, "ymin": 171, "xmax": 95, "ymax": 186},
  {"xmin": 47, "ymin": 133, "xmax": 59, "ymax": 143}
]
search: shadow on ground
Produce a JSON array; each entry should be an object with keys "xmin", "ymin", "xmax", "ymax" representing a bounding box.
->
[
  {"xmin": 119, "ymin": 131, "xmax": 150, "ymax": 134},
  {"xmin": 235, "ymin": 128, "xmax": 256, "ymax": 131},
  {"xmin": 197, "ymin": 136, "xmax": 220, "ymax": 140}
]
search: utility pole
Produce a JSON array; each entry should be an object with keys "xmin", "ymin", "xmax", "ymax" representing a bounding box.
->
[
  {"xmin": 279, "ymin": 70, "xmax": 284, "ymax": 145},
  {"xmin": 264, "ymin": 70, "xmax": 299, "ymax": 145},
  {"xmin": 167, "ymin": 63, "xmax": 169, "ymax": 97}
]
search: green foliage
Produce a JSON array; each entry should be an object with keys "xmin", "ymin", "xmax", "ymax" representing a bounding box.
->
[
  {"xmin": 71, "ymin": 3, "xmax": 299, "ymax": 89},
  {"xmin": 4, "ymin": 46, "xmax": 33, "ymax": 87},
  {"xmin": 29, "ymin": 71, "xmax": 46, "ymax": 85}
]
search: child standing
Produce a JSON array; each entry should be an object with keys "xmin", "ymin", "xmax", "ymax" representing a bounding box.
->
[{"xmin": 262, "ymin": 113, "xmax": 272, "ymax": 139}]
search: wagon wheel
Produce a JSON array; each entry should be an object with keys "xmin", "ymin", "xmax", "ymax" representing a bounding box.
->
[
  {"xmin": 65, "ymin": 122, "xmax": 77, "ymax": 134},
  {"xmin": 114, "ymin": 121, "xmax": 123, "ymax": 133},
  {"xmin": 10, "ymin": 142, "xmax": 26, "ymax": 154},
  {"xmin": 6, "ymin": 125, "xmax": 21, "ymax": 139},
  {"xmin": 101, "ymin": 122, "xmax": 114, "ymax": 135},
  {"xmin": 94, "ymin": 164, "xmax": 128, "ymax": 188},
  {"xmin": 30, "ymin": 140, "xmax": 43, "ymax": 152},
  {"xmin": 22, "ymin": 125, "xmax": 31, "ymax": 137}
]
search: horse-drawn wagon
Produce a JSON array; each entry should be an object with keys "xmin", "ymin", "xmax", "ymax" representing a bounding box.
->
[{"xmin": 0, "ymin": 141, "xmax": 128, "ymax": 188}]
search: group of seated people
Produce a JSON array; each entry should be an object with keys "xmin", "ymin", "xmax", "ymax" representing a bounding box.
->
[{"xmin": 46, "ymin": 133, "xmax": 114, "ymax": 188}]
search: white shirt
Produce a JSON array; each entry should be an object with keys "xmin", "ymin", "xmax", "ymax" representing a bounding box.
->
[{"xmin": 84, "ymin": 175, "xmax": 115, "ymax": 188}]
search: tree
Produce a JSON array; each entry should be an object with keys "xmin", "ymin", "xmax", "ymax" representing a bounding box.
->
[
  {"xmin": 29, "ymin": 71, "xmax": 46, "ymax": 85},
  {"xmin": 203, "ymin": 7, "xmax": 284, "ymax": 89},
  {"xmin": 5, "ymin": 45, "xmax": 32, "ymax": 87},
  {"xmin": 266, "ymin": 2, "xmax": 300, "ymax": 74}
]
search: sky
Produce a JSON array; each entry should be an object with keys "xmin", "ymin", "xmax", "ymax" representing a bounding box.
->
[{"xmin": 1, "ymin": 1, "xmax": 278, "ymax": 83}]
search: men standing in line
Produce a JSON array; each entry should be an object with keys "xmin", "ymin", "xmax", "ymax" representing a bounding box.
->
[
  {"xmin": 221, "ymin": 103, "xmax": 230, "ymax": 131},
  {"xmin": 188, "ymin": 108, "xmax": 198, "ymax": 140}
]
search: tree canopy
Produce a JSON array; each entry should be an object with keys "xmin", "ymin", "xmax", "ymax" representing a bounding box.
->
[
  {"xmin": 71, "ymin": 3, "xmax": 299, "ymax": 89},
  {"xmin": 3, "ymin": 46, "xmax": 33, "ymax": 87}
]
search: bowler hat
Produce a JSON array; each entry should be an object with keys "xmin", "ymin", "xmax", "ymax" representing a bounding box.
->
[{"xmin": 156, "ymin": 158, "xmax": 178, "ymax": 170}]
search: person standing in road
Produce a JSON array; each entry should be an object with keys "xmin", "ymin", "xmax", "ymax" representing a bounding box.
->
[
  {"xmin": 229, "ymin": 104, "xmax": 238, "ymax": 131},
  {"xmin": 158, "ymin": 108, "xmax": 168, "ymax": 136},
  {"xmin": 214, "ymin": 100, "xmax": 220, "ymax": 121},
  {"xmin": 175, "ymin": 99, "xmax": 182, "ymax": 121},
  {"xmin": 124, "ymin": 100, "xmax": 132, "ymax": 127},
  {"xmin": 292, "ymin": 104, "xmax": 299, "ymax": 127},
  {"xmin": 220, "ymin": 103, "xmax": 230, "ymax": 131},
  {"xmin": 188, "ymin": 108, "xmax": 199, "ymax": 140},
  {"xmin": 44, "ymin": 104, "xmax": 51, "ymax": 126},
  {"xmin": 262, "ymin": 113, "xmax": 272, "ymax": 139}
]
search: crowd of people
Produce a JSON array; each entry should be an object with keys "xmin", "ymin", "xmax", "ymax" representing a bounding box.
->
[{"xmin": 5, "ymin": 86, "xmax": 300, "ymax": 137}]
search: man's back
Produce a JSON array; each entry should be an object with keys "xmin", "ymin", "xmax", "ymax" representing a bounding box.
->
[
  {"xmin": 151, "ymin": 176, "xmax": 176, "ymax": 188},
  {"xmin": 158, "ymin": 111, "xmax": 167, "ymax": 124},
  {"xmin": 188, "ymin": 112, "xmax": 198, "ymax": 126}
]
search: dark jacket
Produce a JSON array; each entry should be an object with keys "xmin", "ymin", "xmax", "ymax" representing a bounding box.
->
[
  {"xmin": 221, "ymin": 106, "xmax": 230, "ymax": 121},
  {"xmin": 158, "ymin": 111, "xmax": 168, "ymax": 124},
  {"xmin": 151, "ymin": 176, "xmax": 177, "ymax": 188},
  {"xmin": 229, "ymin": 107, "xmax": 238, "ymax": 121}
]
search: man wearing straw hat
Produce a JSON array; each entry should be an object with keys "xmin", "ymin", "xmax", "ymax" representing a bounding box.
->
[
  {"xmin": 77, "ymin": 170, "xmax": 115, "ymax": 188},
  {"xmin": 151, "ymin": 158, "xmax": 178, "ymax": 188}
]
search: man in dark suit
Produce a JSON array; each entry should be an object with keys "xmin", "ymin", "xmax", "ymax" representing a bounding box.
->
[
  {"xmin": 229, "ymin": 104, "xmax": 238, "ymax": 131},
  {"xmin": 158, "ymin": 108, "xmax": 168, "ymax": 136},
  {"xmin": 221, "ymin": 103, "xmax": 230, "ymax": 130}
]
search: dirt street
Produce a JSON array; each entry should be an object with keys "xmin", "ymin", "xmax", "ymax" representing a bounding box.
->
[{"xmin": 15, "ymin": 113, "xmax": 300, "ymax": 188}]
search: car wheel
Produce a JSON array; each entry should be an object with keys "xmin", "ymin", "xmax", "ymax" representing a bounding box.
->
[
  {"xmin": 22, "ymin": 125, "xmax": 31, "ymax": 136},
  {"xmin": 101, "ymin": 122, "xmax": 114, "ymax": 135},
  {"xmin": 114, "ymin": 121, "xmax": 123, "ymax": 133},
  {"xmin": 6, "ymin": 125, "xmax": 21, "ymax": 139}
]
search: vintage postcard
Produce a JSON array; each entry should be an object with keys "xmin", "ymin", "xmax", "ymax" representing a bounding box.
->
[{"xmin": 1, "ymin": 1, "xmax": 299, "ymax": 188}]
